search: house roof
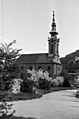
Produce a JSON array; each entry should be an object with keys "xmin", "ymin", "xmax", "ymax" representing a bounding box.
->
[{"xmin": 16, "ymin": 53, "xmax": 54, "ymax": 64}]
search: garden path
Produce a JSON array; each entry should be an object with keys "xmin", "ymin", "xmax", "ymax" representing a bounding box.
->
[{"xmin": 13, "ymin": 90, "xmax": 79, "ymax": 119}]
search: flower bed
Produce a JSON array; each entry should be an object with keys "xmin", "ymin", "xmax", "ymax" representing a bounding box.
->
[{"xmin": 0, "ymin": 91, "xmax": 42, "ymax": 102}]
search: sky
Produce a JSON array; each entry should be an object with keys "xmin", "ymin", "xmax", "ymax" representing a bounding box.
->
[{"xmin": 0, "ymin": 0, "xmax": 79, "ymax": 57}]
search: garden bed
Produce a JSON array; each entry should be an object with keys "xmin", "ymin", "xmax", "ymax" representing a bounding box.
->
[
  {"xmin": 11, "ymin": 116, "xmax": 36, "ymax": 119},
  {"xmin": 11, "ymin": 92, "xmax": 42, "ymax": 101},
  {"xmin": 0, "ymin": 91, "xmax": 42, "ymax": 102},
  {"xmin": 0, "ymin": 116, "xmax": 36, "ymax": 119},
  {"xmin": 0, "ymin": 87, "xmax": 76, "ymax": 102},
  {"xmin": 36, "ymin": 87, "xmax": 76, "ymax": 95}
]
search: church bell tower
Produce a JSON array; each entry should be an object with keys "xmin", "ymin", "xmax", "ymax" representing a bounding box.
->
[{"xmin": 48, "ymin": 11, "xmax": 60, "ymax": 62}]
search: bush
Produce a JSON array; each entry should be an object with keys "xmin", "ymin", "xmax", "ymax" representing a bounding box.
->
[
  {"xmin": 20, "ymin": 78, "xmax": 34, "ymax": 93},
  {"xmin": 38, "ymin": 78, "xmax": 51, "ymax": 90},
  {"xmin": 63, "ymin": 78, "xmax": 71, "ymax": 87},
  {"xmin": 60, "ymin": 70, "xmax": 75, "ymax": 86},
  {"xmin": 76, "ymin": 90, "xmax": 79, "ymax": 98},
  {"xmin": 51, "ymin": 76, "xmax": 64, "ymax": 87},
  {"xmin": 0, "ymin": 78, "xmax": 12, "ymax": 91},
  {"xmin": 0, "ymin": 91, "xmax": 13, "ymax": 101},
  {"xmin": 0, "ymin": 91, "xmax": 15, "ymax": 119},
  {"xmin": 27, "ymin": 69, "xmax": 52, "ymax": 90},
  {"xmin": 74, "ymin": 76, "xmax": 79, "ymax": 88},
  {"xmin": 12, "ymin": 79, "xmax": 23, "ymax": 94}
]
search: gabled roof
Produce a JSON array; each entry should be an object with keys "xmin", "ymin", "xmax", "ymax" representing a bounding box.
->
[{"xmin": 16, "ymin": 53, "xmax": 53, "ymax": 64}]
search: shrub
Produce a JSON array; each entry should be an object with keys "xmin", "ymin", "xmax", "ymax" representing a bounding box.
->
[
  {"xmin": 12, "ymin": 79, "xmax": 23, "ymax": 94},
  {"xmin": 0, "ymin": 91, "xmax": 15, "ymax": 119},
  {"xmin": 75, "ymin": 90, "xmax": 79, "ymax": 98},
  {"xmin": 0, "ymin": 91, "xmax": 13, "ymax": 101},
  {"xmin": 38, "ymin": 78, "xmax": 51, "ymax": 90},
  {"xmin": 74, "ymin": 76, "xmax": 79, "ymax": 88},
  {"xmin": 20, "ymin": 78, "xmax": 34, "ymax": 93},
  {"xmin": 60, "ymin": 70, "xmax": 75, "ymax": 86},
  {"xmin": 51, "ymin": 76, "xmax": 64, "ymax": 87},
  {"xmin": 63, "ymin": 78, "xmax": 71, "ymax": 87},
  {"xmin": 27, "ymin": 69, "xmax": 52, "ymax": 90}
]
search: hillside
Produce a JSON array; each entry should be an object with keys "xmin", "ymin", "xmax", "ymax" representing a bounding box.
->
[
  {"xmin": 60, "ymin": 49, "xmax": 79, "ymax": 72},
  {"xmin": 60, "ymin": 49, "xmax": 79, "ymax": 61}
]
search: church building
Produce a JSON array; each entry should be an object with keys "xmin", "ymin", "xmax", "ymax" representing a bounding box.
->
[{"xmin": 17, "ymin": 11, "xmax": 62, "ymax": 79}]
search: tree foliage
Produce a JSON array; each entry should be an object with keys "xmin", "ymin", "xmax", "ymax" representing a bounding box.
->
[
  {"xmin": 0, "ymin": 40, "xmax": 21, "ymax": 118},
  {"xmin": 0, "ymin": 40, "xmax": 22, "ymax": 91},
  {"xmin": 60, "ymin": 50, "xmax": 79, "ymax": 73}
]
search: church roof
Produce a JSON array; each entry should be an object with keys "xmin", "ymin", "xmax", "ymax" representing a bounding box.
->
[{"xmin": 17, "ymin": 53, "xmax": 54, "ymax": 64}]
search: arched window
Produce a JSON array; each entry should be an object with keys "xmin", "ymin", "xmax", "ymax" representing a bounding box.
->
[
  {"xmin": 48, "ymin": 66, "xmax": 50, "ymax": 71},
  {"xmin": 21, "ymin": 66, "xmax": 23, "ymax": 71},
  {"xmin": 38, "ymin": 66, "xmax": 41, "ymax": 70},
  {"xmin": 29, "ymin": 66, "xmax": 33, "ymax": 70},
  {"xmin": 50, "ymin": 44, "xmax": 54, "ymax": 53},
  {"xmin": 21, "ymin": 74, "xmax": 23, "ymax": 79}
]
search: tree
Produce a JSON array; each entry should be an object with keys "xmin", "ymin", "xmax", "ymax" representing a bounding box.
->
[
  {"xmin": 0, "ymin": 40, "xmax": 21, "ymax": 118},
  {"xmin": 66, "ymin": 60, "xmax": 75, "ymax": 73},
  {"xmin": 0, "ymin": 40, "xmax": 22, "ymax": 91}
]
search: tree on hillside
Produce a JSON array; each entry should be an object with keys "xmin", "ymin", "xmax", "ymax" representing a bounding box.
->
[{"xmin": 66, "ymin": 60, "xmax": 75, "ymax": 73}]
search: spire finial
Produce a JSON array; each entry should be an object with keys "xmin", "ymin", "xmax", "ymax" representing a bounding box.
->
[
  {"xmin": 49, "ymin": 11, "xmax": 58, "ymax": 35},
  {"xmin": 53, "ymin": 11, "xmax": 55, "ymax": 23}
]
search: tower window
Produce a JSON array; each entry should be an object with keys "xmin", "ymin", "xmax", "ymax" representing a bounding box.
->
[{"xmin": 50, "ymin": 44, "xmax": 54, "ymax": 53}]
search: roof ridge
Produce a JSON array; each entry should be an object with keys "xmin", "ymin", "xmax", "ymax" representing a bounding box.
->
[{"xmin": 21, "ymin": 53, "xmax": 48, "ymax": 55}]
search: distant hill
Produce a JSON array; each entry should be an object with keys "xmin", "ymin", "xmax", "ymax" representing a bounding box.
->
[
  {"xmin": 60, "ymin": 49, "xmax": 79, "ymax": 72},
  {"xmin": 60, "ymin": 49, "xmax": 79, "ymax": 61}
]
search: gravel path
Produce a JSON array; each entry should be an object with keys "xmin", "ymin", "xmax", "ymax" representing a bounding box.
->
[{"xmin": 13, "ymin": 90, "xmax": 79, "ymax": 119}]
